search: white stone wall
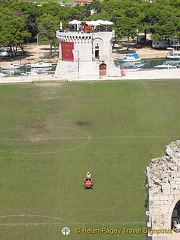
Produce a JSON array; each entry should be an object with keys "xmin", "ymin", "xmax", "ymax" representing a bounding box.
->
[
  {"xmin": 146, "ymin": 140, "xmax": 180, "ymax": 240},
  {"xmin": 55, "ymin": 30, "xmax": 121, "ymax": 80}
]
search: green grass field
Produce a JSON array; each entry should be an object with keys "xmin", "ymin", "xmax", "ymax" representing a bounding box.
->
[{"xmin": 0, "ymin": 80, "xmax": 179, "ymax": 240}]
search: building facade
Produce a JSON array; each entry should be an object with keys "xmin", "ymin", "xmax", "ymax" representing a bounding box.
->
[{"xmin": 55, "ymin": 22, "xmax": 121, "ymax": 80}]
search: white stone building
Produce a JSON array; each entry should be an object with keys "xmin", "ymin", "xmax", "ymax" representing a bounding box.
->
[{"xmin": 55, "ymin": 21, "xmax": 121, "ymax": 80}]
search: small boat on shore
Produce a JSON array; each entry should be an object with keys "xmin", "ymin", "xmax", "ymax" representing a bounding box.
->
[
  {"xmin": 0, "ymin": 72, "xmax": 7, "ymax": 77},
  {"xmin": 21, "ymin": 67, "xmax": 39, "ymax": 76},
  {"xmin": 123, "ymin": 63, "xmax": 145, "ymax": 71},
  {"xmin": 116, "ymin": 53, "xmax": 141, "ymax": 62},
  {"xmin": 30, "ymin": 61, "xmax": 52, "ymax": 68},
  {"xmin": 21, "ymin": 67, "xmax": 49, "ymax": 76},
  {"xmin": 154, "ymin": 61, "xmax": 177, "ymax": 69},
  {"xmin": 117, "ymin": 60, "xmax": 145, "ymax": 71},
  {"xmin": 2, "ymin": 63, "xmax": 23, "ymax": 70},
  {"xmin": 166, "ymin": 45, "xmax": 180, "ymax": 59}
]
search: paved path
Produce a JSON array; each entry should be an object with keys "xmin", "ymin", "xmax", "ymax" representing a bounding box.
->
[
  {"xmin": 122, "ymin": 68, "xmax": 180, "ymax": 80},
  {"xmin": 0, "ymin": 69, "xmax": 180, "ymax": 83},
  {"xmin": 0, "ymin": 74, "xmax": 63, "ymax": 84}
]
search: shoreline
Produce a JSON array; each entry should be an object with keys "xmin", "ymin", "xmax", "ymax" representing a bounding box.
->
[
  {"xmin": 0, "ymin": 44, "xmax": 169, "ymax": 68},
  {"xmin": 0, "ymin": 43, "xmax": 178, "ymax": 83},
  {"xmin": 0, "ymin": 68, "xmax": 179, "ymax": 83}
]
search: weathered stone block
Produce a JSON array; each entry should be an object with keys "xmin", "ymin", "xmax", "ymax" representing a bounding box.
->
[
  {"xmin": 159, "ymin": 195, "xmax": 169, "ymax": 201},
  {"xmin": 162, "ymin": 183, "xmax": 170, "ymax": 190},
  {"xmin": 170, "ymin": 184, "xmax": 177, "ymax": 190},
  {"xmin": 173, "ymin": 177, "xmax": 180, "ymax": 182},
  {"xmin": 154, "ymin": 195, "xmax": 160, "ymax": 201},
  {"xmin": 146, "ymin": 141, "xmax": 180, "ymax": 240},
  {"xmin": 162, "ymin": 189, "xmax": 171, "ymax": 195}
]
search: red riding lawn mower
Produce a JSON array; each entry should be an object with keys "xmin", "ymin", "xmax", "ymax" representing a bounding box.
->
[{"xmin": 84, "ymin": 178, "xmax": 93, "ymax": 190}]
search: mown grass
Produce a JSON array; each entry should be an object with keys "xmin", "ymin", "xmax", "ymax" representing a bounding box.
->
[{"xmin": 0, "ymin": 80, "xmax": 179, "ymax": 240}]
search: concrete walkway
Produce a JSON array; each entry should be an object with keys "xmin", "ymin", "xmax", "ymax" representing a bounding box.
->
[
  {"xmin": 0, "ymin": 68, "xmax": 180, "ymax": 83},
  {"xmin": 122, "ymin": 68, "xmax": 180, "ymax": 80},
  {"xmin": 0, "ymin": 74, "xmax": 65, "ymax": 84}
]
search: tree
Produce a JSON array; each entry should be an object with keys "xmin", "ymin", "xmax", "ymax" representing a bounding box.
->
[
  {"xmin": 68, "ymin": 4, "xmax": 90, "ymax": 21},
  {"xmin": 150, "ymin": 6, "xmax": 180, "ymax": 43},
  {"xmin": 0, "ymin": 0, "xmax": 179, "ymax": 54},
  {"xmin": 37, "ymin": 15, "xmax": 59, "ymax": 58},
  {"xmin": 153, "ymin": 21, "xmax": 176, "ymax": 41},
  {"xmin": 89, "ymin": 0, "xmax": 103, "ymax": 14},
  {"xmin": 0, "ymin": 14, "xmax": 31, "ymax": 54},
  {"xmin": 116, "ymin": 16, "xmax": 139, "ymax": 50},
  {"xmin": 0, "ymin": 0, "xmax": 40, "ymax": 40}
]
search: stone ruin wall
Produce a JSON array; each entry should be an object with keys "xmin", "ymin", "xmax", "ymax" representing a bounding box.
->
[{"xmin": 146, "ymin": 140, "xmax": 180, "ymax": 240}]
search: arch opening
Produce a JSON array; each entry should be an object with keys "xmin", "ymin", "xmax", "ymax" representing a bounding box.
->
[
  {"xmin": 171, "ymin": 200, "xmax": 180, "ymax": 232},
  {"xmin": 99, "ymin": 62, "xmax": 107, "ymax": 76}
]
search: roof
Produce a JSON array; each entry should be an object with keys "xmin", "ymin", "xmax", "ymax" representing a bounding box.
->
[{"xmin": 126, "ymin": 54, "xmax": 139, "ymax": 59}]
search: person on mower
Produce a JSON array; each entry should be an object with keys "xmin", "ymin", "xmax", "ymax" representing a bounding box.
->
[
  {"xmin": 84, "ymin": 172, "xmax": 92, "ymax": 183},
  {"xmin": 84, "ymin": 172, "xmax": 93, "ymax": 189},
  {"xmin": 86, "ymin": 171, "xmax": 92, "ymax": 179}
]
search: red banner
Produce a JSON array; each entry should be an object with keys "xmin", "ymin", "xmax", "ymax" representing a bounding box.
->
[{"xmin": 61, "ymin": 42, "xmax": 74, "ymax": 61}]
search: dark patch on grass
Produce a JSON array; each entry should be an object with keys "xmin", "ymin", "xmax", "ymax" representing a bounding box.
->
[
  {"xmin": 22, "ymin": 124, "xmax": 48, "ymax": 136},
  {"xmin": 76, "ymin": 121, "xmax": 92, "ymax": 126}
]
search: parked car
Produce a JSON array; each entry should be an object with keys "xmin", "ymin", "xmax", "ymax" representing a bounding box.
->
[{"xmin": 0, "ymin": 47, "xmax": 15, "ymax": 57}]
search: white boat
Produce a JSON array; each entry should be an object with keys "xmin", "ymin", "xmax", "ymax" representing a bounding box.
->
[
  {"xmin": 21, "ymin": 71, "xmax": 38, "ymax": 76},
  {"xmin": 30, "ymin": 62, "xmax": 52, "ymax": 68},
  {"xmin": 21, "ymin": 68, "xmax": 38, "ymax": 76},
  {"xmin": 21, "ymin": 68, "xmax": 48, "ymax": 76},
  {"xmin": 166, "ymin": 45, "xmax": 180, "ymax": 59},
  {"xmin": 123, "ymin": 63, "xmax": 145, "ymax": 71},
  {"xmin": 154, "ymin": 61, "xmax": 177, "ymax": 69},
  {"xmin": 2, "ymin": 63, "xmax": 23, "ymax": 70},
  {"xmin": 0, "ymin": 72, "xmax": 7, "ymax": 77},
  {"xmin": 116, "ymin": 53, "xmax": 141, "ymax": 62},
  {"xmin": 168, "ymin": 60, "xmax": 180, "ymax": 68},
  {"xmin": 32, "ymin": 67, "xmax": 52, "ymax": 73}
]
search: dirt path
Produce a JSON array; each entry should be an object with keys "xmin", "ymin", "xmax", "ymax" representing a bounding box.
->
[{"xmin": 0, "ymin": 44, "xmax": 59, "ymax": 68}]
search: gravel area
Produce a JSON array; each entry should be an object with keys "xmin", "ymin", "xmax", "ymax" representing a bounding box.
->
[{"xmin": 0, "ymin": 44, "xmax": 58, "ymax": 68}]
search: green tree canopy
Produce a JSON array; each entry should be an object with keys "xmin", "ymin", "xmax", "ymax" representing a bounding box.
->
[
  {"xmin": 37, "ymin": 14, "xmax": 59, "ymax": 58},
  {"xmin": 0, "ymin": 14, "xmax": 31, "ymax": 53},
  {"xmin": 0, "ymin": 0, "xmax": 179, "ymax": 54}
]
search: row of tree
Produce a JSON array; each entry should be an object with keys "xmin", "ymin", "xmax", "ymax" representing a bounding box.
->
[{"xmin": 0, "ymin": 0, "xmax": 179, "ymax": 56}]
